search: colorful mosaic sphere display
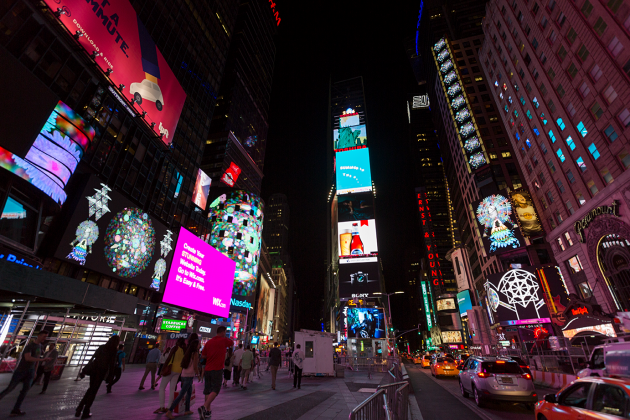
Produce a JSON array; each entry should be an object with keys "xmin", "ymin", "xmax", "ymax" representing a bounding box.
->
[{"xmin": 103, "ymin": 207, "xmax": 155, "ymax": 278}]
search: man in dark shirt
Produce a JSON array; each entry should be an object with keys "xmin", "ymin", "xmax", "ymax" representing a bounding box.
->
[
  {"xmin": 268, "ymin": 342, "xmax": 282, "ymax": 390},
  {"xmin": 198, "ymin": 326, "xmax": 233, "ymax": 420},
  {"xmin": 0, "ymin": 330, "xmax": 50, "ymax": 416}
]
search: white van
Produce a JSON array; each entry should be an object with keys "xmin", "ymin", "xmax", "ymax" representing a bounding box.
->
[{"xmin": 578, "ymin": 340, "xmax": 630, "ymax": 378}]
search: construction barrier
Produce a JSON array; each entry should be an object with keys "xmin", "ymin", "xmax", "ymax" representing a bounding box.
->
[{"xmin": 531, "ymin": 370, "xmax": 577, "ymax": 390}]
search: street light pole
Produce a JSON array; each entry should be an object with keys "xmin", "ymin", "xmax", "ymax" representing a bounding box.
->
[{"xmin": 373, "ymin": 291, "xmax": 404, "ymax": 357}]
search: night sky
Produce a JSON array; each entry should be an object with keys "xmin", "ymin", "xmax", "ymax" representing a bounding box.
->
[{"xmin": 261, "ymin": 0, "xmax": 423, "ymax": 329}]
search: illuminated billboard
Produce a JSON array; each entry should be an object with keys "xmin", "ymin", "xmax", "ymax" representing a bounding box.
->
[
  {"xmin": 0, "ymin": 101, "xmax": 94, "ymax": 205},
  {"xmin": 338, "ymin": 220, "xmax": 378, "ymax": 259},
  {"xmin": 344, "ymin": 307, "xmax": 386, "ymax": 339},
  {"xmin": 457, "ymin": 290, "xmax": 473, "ymax": 316},
  {"xmin": 484, "ymin": 268, "xmax": 551, "ymax": 324},
  {"xmin": 441, "ymin": 330, "xmax": 463, "ymax": 344},
  {"xmin": 338, "ymin": 192, "xmax": 375, "ymax": 222},
  {"xmin": 340, "ymin": 108, "xmax": 360, "ymax": 128},
  {"xmin": 509, "ymin": 189, "xmax": 543, "ymax": 237},
  {"xmin": 43, "ymin": 0, "xmax": 186, "ymax": 143},
  {"xmin": 474, "ymin": 193, "xmax": 524, "ymax": 255},
  {"xmin": 208, "ymin": 190, "xmax": 264, "ymax": 312},
  {"xmin": 336, "ymin": 148, "xmax": 373, "ymax": 195},
  {"xmin": 334, "ymin": 125, "xmax": 367, "ymax": 151},
  {"xmin": 436, "ymin": 298, "xmax": 456, "ymax": 312},
  {"xmin": 162, "ymin": 227, "xmax": 235, "ymax": 317},
  {"xmin": 54, "ymin": 176, "xmax": 174, "ymax": 289},
  {"xmin": 220, "ymin": 162, "xmax": 241, "ymax": 187},
  {"xmin": 338, "ymin": 261, "xmax": 381, "ymax": 299},
  {"xmin": 192, "ymin": 169, "xmax": 211, "ymax": 210}
]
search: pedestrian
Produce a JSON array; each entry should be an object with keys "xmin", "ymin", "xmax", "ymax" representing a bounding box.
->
[
  {"xmin": 268, "ymin": 342, "xmax": 281, "ymax": 390},
  {"xmin": 292, "ymin": 344, "xmax": 304, "ymax": 389},
  {"xmin": 34, "ymin": 341, "xmax": 58, "ymax": 394},
  {"xmin": 198, "ymin": 326, "xmax": 234, "ymax": 420},
  {"xmin": 154, "ymin": 338, "xmax": 186, "ymax": 414},
  {"xmin": 157, "ymin": 346, "xmax": 171, "ymax": 378},
  {"xmin": 165, "ymin": 339, "xmax": 200, "ymax": 419},
  {"xmin": 0, "ymin": 330, "xmax": 50, "ymax": 417},
  {"xmin": 232, "ymin": 344, "xmax": 243, "ymax": 387},
  {"xmin": 106, "ymin": 343, "xmax": 126, "ymax": 393},
  {"xmin": 75, "ymin": 334, "xmax": 120, "ymax": 419},
  {"xmin": 239, "ymin": 346, "xmax": 253, "ymax": 390},
  {"xmin": 222, "ymin": 348, "xmax": 233, "ymax": 388},
  {"xmin": 287, "ymin": 347, "xmax": 294, "ymax": 375},
  {"xmin": 253, "ymin": 349, "xmax": 260, "ymax": 379},
  {"xmin": 139, "ymin": 345, "xmax": 161, "ymax": 390}
]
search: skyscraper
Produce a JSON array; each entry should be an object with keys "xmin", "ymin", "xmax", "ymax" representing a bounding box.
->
[{"xmin": 263, "ymin": 193, "xmax": 291, "ymax": 256}]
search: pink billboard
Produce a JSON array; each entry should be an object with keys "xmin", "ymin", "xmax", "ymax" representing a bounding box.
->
[
  {"xmin": 44, "ymin": 0, "xmax": 186, "ymax": 144},
  {"xmin": 163, "ymin": 227, "xmax": 236, "ymax": 317}
]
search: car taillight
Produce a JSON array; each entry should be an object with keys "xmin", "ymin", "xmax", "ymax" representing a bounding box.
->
[
  {"xmin": 522, "ymin": 373, "xmax": 532, "ymax": 380},
  {"xmin": 478, "ymin": 372, "xmax": 493, "ymax": 378}
]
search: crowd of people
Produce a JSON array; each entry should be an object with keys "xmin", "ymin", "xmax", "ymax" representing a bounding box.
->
[{"xmin": 0, "ymin": 327, "xmax": 305, "ymax": 419}]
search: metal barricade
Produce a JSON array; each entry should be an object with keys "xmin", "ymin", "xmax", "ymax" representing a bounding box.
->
[
  {"xmin": 349, "ymin": 389, "xmax": 388, "ymax": 420},
  {"xmin": 377, "ymin": 381, "xmax": 408, "ymax": 420}
]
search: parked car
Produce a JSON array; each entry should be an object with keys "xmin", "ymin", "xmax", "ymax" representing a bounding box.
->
[
  {"xmin": 431, "ymin": 356, "xmax": 459, "ymax": 378},
  {"xmin": 536, "ymin": 376, "xmax": 630, "ymax": 420},
  {"xmin": 421, "ymin": 355, "xmax": 431, "ymax": 369},
  {"xmin": 459, "ymin": 356, "xmax": 537, "ymax": 409},
  {"xmin": 578, "ymin": 341, "xmax": 630, "ymax": 378}
]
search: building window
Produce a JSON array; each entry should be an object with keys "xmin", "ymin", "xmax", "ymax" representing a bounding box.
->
[
  {"xmin": 526, "ymin": 163, "xmax": 533, "ymax": 173},
  {"xmin": 590, "ymin": 64, "xmax": 603, "ymax": 81},
  {"xmin": 567, "ymin": 255, "xmax": 583, "ymax": 273},
  {"xmin": 541, "ymin": 196, "xmax": 548, "ymax": 209},
  {"xmin": 619, "ymin": 109, "xmax": 630, "ymax": 127},
  {"xmin": 539, "ymin": 171, "xmax": 546, "ymax": 185},
  {"xmin": 557, "ymin": 84, "xmax": 565, "ymax": 97},
  {"xmin": 604, "ymin": 125, "xmax": 618, "ymax": 142},
  {"xmin": 548, "ymin": 159, "xmax": 556, "ymax": 173},
  {"xmin": 549, "ymin": 30, "xmax": 558, "ymax": 44},
  {"xmin": 566, "ymin": 170, "xmax": 576, "ymax": 184},
  {"xmin": 581, "ymin": 0, "xmax": 594, "ymax": 17},
  {"xmin": 608, "ymin": 0, "xmax": 624, "ymax": 13},
  {"xmin": 533, "ymin": 2, "xmax": 540, "ymax": 14},
  {"xmin": 577, "ymin": 44, "xmax": 590, "ymax": 62},
  {"xmin": 608, "ymin": 37, "xmax": 624, "ymax": 57},
  {"xmin": 541, "ymin": 142, "xmax": 548, "ymax": 154},
  {"xmin": 555, "ymin": 210, "xmax": 563, "ymax": 224},
  {"xmin": 533, "ymin": 97, "xmax": 540, "ymax": 108},
  {"xmin": 566, "ymin": 136, "xmax": 576, "ymax": 150},
  {"xmin": 588, "ymin": 143, "xmax": 601, "ymax": 159},
  {"xmin": 624, "ymin": 59, "xmax": 630, "ymax": 78},
  {"xmin": 558, "ymin": 45, "xmax": 568, "ymax": 61},
  {"xmin": 557, "ymin": 237, "xmax": 566, "ymax": 251},
  {"xmin": 567, "ymin": 63, "xmax": 578, "ymax": 79},
  {"xmin": 534, "ymin": 126, "xmax": 541, "ymax": 136},
  {"xmin": 547, "ymin": 190, "xmax": 555, "ymax": 203},
  {"xmin": 540, "ymin": 51, "xmax": 547, "ymax": 65},
  {"xmin": 556, "ymin": 148, "xmax": 566, "ymax": 162},
  {"xmin": 557, "ymin": 179, "xmax": 566, "ymax": 193},
  {"xmin": 566, "ymin": 200, "xmax": 575, "ymax": 215},
  {"xmin": 619, "ymin": 150, "xmax": 630, "ymax": 168},
  {"xmin": 603, "ymin": 85, "xmax": 618, "ymax": 104},
  {"xmin": 501, "ymin": 151, "xmax": 512, "ymax": 158},
  {"xmin": 577, "ymin": 121, "xmax": 588, "ymax": 137},
  {"xmin": 548, "ymin": 68, "xmax": 556, "ymax": 80},
  {"xmin": 576, "ymin": 191, "xmax": 586, "ymax": 205},
  {"xmin": 548, "ymin": 217, "xmax": 557, "ymax": 229},
  {"xmin": 564, "ymin": 232, "xmax": 574, "ymax": 246},
  {"xmin": 567, "ymin": 103, "xmax": 577, "ymax": 117},
  {"xmin": 556, "ymin": 118, "xmax": 566, "ymax": 130},
  {"xmin": 593, "ymin": 17, "xmax": 608, "ymax": 36},
  {"xmin": 567, "ymin": 28, "xmax": 577, "ymax": 45},
  {"xmin": 587, "ymin": 179, "xmax": 599, "ymax": 196},
  {"xmin": 579, "ymin": 82, "xmax": 591, "ymax": 98},
  {"xmin": 532, "ymin": 38, "xmax": 539, "ymax": 49},
  {"xmin": 576, "ymin": 156, "xmax": 587, "ymax": 171},
  {"xmin": 548, "ymin": 100, "xmax": 556, "ymax": 113},
  {"xmin": 601, "ymin": 167, "xmax": 614, "ymax": 184},
  {"xmin": 591, "ymin": 102, "xmax": 603, "ymax": 120}
]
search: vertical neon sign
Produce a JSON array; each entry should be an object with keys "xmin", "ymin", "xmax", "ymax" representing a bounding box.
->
[
  {"xmin": 417, "ymin": 190, "xmax": 444, "ymax": 289},
  {"xmin": 421, "ymin": 281, "xmax": 433, "ymax": 329}
]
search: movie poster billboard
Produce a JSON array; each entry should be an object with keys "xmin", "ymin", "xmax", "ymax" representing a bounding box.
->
[
  {"xmin": 43, "ymin": 0, "xmax": 187, "ymax": 143},
  {"xmin": 338, "ymin": 261, "xmax": 381, "ymax": 299},
  {"xmin": 510, "ymin": 189, "xmax": 544, "ymax": 237},
  {"xmin": 473, "ymin": 191, "xmax": 525, "ymax": 256}
]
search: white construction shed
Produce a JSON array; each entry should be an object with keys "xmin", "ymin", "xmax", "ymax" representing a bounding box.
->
[{"xmin": 294, "ymin": 329, "xmax": 335, "ymax": 376}]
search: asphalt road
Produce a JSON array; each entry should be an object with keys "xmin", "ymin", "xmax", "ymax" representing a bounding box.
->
[{"xmin": 405, "ymin": 362, "xmax": 559, "ymax": 420}]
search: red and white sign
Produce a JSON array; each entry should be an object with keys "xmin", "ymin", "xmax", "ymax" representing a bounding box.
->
[
  {"xmin": 220, "ymin": 162, "xmax": 241, "ymax": 187},
  {"xmin": 44, "ymin": 0, "xmax": 187, "ymax": 144}
]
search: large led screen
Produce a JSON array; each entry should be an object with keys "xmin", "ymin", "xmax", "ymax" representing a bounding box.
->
[
  {"xmin": 339, "ymin": 109, "xmax": 360, "ymax": 128},
  {"xmin": 43, "ymin": 0, "xmax": 186, "ymax": 144},
  {"xmin": 0, "ymin": 101, "xmax": 94, "ymax": 205},
  {"xmin": 334, "ymin": 125, "xmax": 367, "ymax": 151},
  {"xmin": 436, "ymin": 298, "xmax": 456, "ymax": 312},
  {"xmin": 484, "ymin": 268, "xmax": 551, "ymax": 324},
  {"xmin": 473, "ymin": 192, "xmax": 525, "ymax": 256},
  {"xmin": 208, "ymin": 190, "xmax": 264, "ymax": 312},
  {"xmin": 509, "ymin": 189, "xmax": 543, "ymax": 237},
  {"xmin": 338, "ymin": 192, "xmax": 375, "ymax": 222},
  {"xmin": 336, "ymin": 148, "xmax": 373, "ymax": 195},
  {"xmin": 162, "ymin": 227, "xmax": 235, "ymax": 317},
  {"xmin": 191, "ymin": 169, "xmax": 211, "ymax": 210},
  {"xmin": 344, "ymin": 307, "xmax": 386, "ymax": 339},
  {"xmin": 457, "ymin": 290, "xmax": 473, "ymax": 316},
  {"xmin": 338, "ymin": 261, "xmax": 381, "ymax": 299},
  {"xmin": 441, "ymin": 330, "xmax": 463, "ymax": 344},
  {"xmin": 338, "ymin": 220, "xmax": 378, "ymax": 259},
  {"xmin": 54, "ymin": 176, "xmax": 174, "ymax": 289}
]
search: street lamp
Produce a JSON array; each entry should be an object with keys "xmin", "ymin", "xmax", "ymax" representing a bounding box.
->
[{"xmin": 374, "ymin": 291, "xmax": 404, "ymax": 357}]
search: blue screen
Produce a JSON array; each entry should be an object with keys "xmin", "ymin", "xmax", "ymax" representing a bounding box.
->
[
  {"xmin": 457, "ymin": 290, "xmax": 473, "ymax": 316},
  {"xmin": 336, "ymin": 148, "xmax": 373, "ymax": 195},
  {"xmin": 251, "ymin": 336, "xmax": 259, "ymax": 344}
]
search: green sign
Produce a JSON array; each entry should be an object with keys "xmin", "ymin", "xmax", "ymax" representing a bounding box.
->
[
  {"xmin": 421, "ymin": 281, "xmax": 433, "ymax": 330},
  {"xmin": 161, "ymin": 318, "xmax": 187, "ymax": 331}
]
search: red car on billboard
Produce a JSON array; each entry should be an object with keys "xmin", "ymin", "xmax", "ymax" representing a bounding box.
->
[{"xmin": 45, "ymin": 0, "xmax": 186, "ymax": 145}]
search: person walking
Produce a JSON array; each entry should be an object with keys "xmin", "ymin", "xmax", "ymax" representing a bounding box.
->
[
  {"xmin": 222, "ymin": 348, "xmax": 233, "ymax": 388},
  {"xmin": 268, "ymin": 342, "xmax": 281, "ymax": 390},
  {"xmin": 165, "ymin": 339, "xmax": 200, "ymax": 419},
  {"xmin": 292, "ymin": 344, "xmax": 304, "ymax": 390},
  {"xmin": 287, "ymin": 347, "xmax": 294, "ymax": 376},
  {"xmin": 34, "ymin": 341, "xmax": 58, "ymax": 394},
  {"xmin": 106, "ymin": 344, "xmax": 126, "ymax": 393},
  {"xmin": 252, "ymin": 349, "xmax": 260, "ymax": 379},
  {"xmin": 75, "ymin": 335, "xmax": 120, "ymax": 419},
  {"xmin": 157, "ymin": 346, "xmax": 171, "ymax": 378},
  {"xmin": 139, "ymin": 346, "xmax": 161, "ymax": 390},
  {"xmin": 239, "ymin": 346, "xmax": 253, "ymax": 390},
  {"xmin": 154, "ymin": 338, "xmax": 185, "ymax": 414},
  {"xmin": 231, "ymin": 344, "xmax": 243, "ymax": 387},
  {"xmin": 0, "ymin": 330, "xmax": 50, "ymax": 416},
  {"xmin": 198, "ymin": 326, "xmax": 233, "ymax": 420}
]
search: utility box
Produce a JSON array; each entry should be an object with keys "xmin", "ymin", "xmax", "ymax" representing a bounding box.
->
[{"xmin": 294, "ymin": 329, "xmax": 335, "ymax": 376}]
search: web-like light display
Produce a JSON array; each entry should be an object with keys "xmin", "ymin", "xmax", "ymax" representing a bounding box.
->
[
  {"xmin": 451, "ymin": 95, "xmax": 465, "ymax": 110},
  {"xmin": 469, "ymin": 152, "xmax": 487, "ymax": 169},
  {"xmin": 440, "ymin": 60, "xmax": 453, "ymax": 73},
  {"xmin": 475, "ymin": 194, "xmax": 520, "ymax": 252},
  {"xmin": 485, "ymin": 269, "xmax": 547, "ymax": 321},
  {"xmin": 437, "ymin": 49, "xmax": 449, "ymax": 62},
  {"xmin": 444, "ymin": 71, "xmax": 457, "ymax": 84},
  {"xmin": 455, "ymin": 109, "xmax": 470, "ymax": 123},
  {"xmin": 460, "ymin": 122, "xmax": 475, "ymax": 137},
  {"xmin": 464, "ymin": 136, "xmax": 481, "ymax": 152},
  {"xmin": 434, "ymin": 38, "xmax": 446, "ymax": 51},
  {"xmin": 447, "ymin": 83, "xmax": 462, "ymax": 96}
]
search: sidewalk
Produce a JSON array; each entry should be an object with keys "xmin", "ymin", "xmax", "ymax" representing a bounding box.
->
[{"xmin": 0, "ymin": 364, "xmax": 389, "ymax": 419}]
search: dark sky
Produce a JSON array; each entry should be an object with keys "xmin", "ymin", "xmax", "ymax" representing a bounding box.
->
[{"xmin": 261, "ymin": 0, "xmax": 423, "ymax": 329}]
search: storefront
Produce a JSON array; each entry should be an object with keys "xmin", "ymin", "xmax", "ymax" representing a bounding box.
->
[
  {"xmin": 549, "ymin": 169, "xmax": 630, "ymax": 315},
  {"xmin": 561, "ymin": 297, "xmax": 617, "ymax": 345}
]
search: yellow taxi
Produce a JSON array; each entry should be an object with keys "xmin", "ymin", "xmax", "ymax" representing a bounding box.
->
[
  {"xmin": 421, "ymin": 355, "xmax": 432, "ymax": 369},
  {"xmin": 535, "ymin": 376, "xmax": 630, "ymax": 420},
  {"xmin": 412, "ymin": 354, "xmax": 422, "ymax": 364},
  {"xmin": 431, "ymin": 356, "xmax": 459, "ymax": 378}
]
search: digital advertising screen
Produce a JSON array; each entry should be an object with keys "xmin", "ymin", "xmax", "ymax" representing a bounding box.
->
[
  {"xmin": 339, "ymin": 109, "xmax": 360, "ymax": 128},
  {"xmin": 43, "ymin": 0, "xmax": 186, "ymax": 143},
  {"xmin": 337, "ymin": 192, "xmax": 375, "ymax": 222},
  {"xmin": 338, "ymin": 219, "xmax": 378, "ymax": 259},
  {"xmin": 441, "ymin": 330, "xmax": 463, "ymax": 344},
  {"xmin": 436, "ymin": 298, "xmax": 456, "ymax": 312},
  {"xmin": 251, "ymin": 336, "xmax": 260, "ymax": 344},
  {"xmin": 54, "ymin": 176, "xmax": 175, "ymax": 289},
  {"xmin": 457, "ymin": 290, "xmax": 473, "ymax": 316},
  {"xmin": 344, "ymin": 307, "xmax": 385, "ymax": 339},
  {"xmin": 338, "ymin": 261, "xmax": 381, "ymax": 299},
  {"xmin": 162, "ymin": 227, "xmax": 235, "ymax": 318},
  {"xmin": 335, "ymin": 148, "xmax": 373, "ymax": 195},
  {"xmin": 192, "ymin": 169, "xmax": 211, "ymax": 210},
  {"xmin": 0, "ymin": 101, "xmax": 94, "ymax": 205},
  {"xmin": 473, "ymin": 192, "xmax": 525, "ymax": 256},
  {"xmin": 334, "ymin": 125, "xmax": 367, "ymax": 151},
  {"xmin": 510, "ymin": 189, "xmax": 543, "ymax": 237},
  {"xmin": 484, "ymin": 268, "xmax": 551, "ymax": 324},
  {"xmin": 220, "ymin": 162, "xmax": 241, "ymax": 187}
]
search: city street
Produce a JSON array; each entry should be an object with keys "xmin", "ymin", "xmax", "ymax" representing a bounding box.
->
[{"xmin": 405, "ymin": 362, "xmax": 558, "ymax": 420}]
